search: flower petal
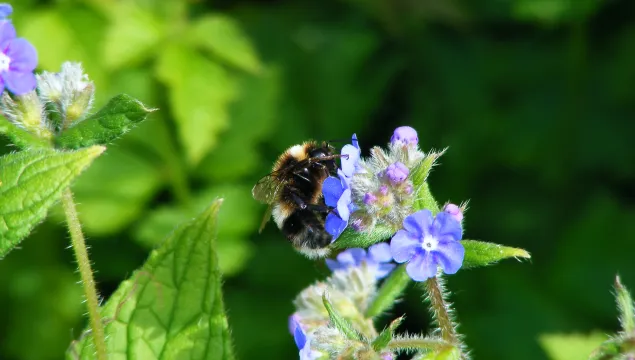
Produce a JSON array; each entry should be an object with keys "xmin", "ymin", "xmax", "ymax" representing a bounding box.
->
[
  {"xmin": 325, "ymin": 258, "xmax": 344, "ymax": 272},
  {"xmin": 0, "ymin": 20, "xmax": 15, "ymax": 45},
  {"xmin": 325, "ymin": 213, "xmax": 347, "ymax": 241},
  {"xmin": 6, "ymin": 38, "xmax": 37, "ymax": 72},
  {"xmin": 432, "ymin": 212, "xmax": 462, "ymax": 241},
  {"xmin": 322, "ymin": 176, "xmax": 343, "ymax": 207},
  {"xmin": 336, "ymin": 189, "xmax": 352, "ymax": 221},
  {"xmin": 368, "ymin": 242, "xmax": 392, "ymax": 263},
  {"xmin": 402, "ymin": 210, "xmax": 432, "ymax": 238},
  {"xmin": 341, "ymin": 144, "xmax": 360, "ymax": 177},
  {"xmin": 2, "ymin": 71, "xmax": 35, "ymax": 95},
  {"xmin": 390, "ymin": 230, "xmax": 420, "ymax": 263},
  {"xmin": 434, "ymin": 240, "xmax": 465, "ymax": 275},
  {"xmin": 375, "ymin": 263, "xmax": 396, "ymax": 279},
  {"xmin": 405, "ymin": 252, "xmax": 437, "ymax": 282},
  {"xmin": 288, "ymin": 313, "xmax": 301, "ymax": 335},
  {"xmin": 351, "ymin": 133, "xmax": 359, "ymax": 149},
  {"xmin": 336, "ymin": 248, "xmax": 365, "ymax": 266},
  {"xmin": 293, "ymin": 322, "xmax": 307, "ymax": 349},
  {"xmin": 0, "ymin": 4, "xmax": 12, "ymax": 19}
]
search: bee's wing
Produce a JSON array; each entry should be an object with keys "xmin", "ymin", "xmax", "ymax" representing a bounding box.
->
[
  {"xmin": 251, "ymin": 174, "xmax": 283, "ymax": 204},
  {"xmin": 258, "ymin": 204, "xmax": 274, "ymax": 233}
]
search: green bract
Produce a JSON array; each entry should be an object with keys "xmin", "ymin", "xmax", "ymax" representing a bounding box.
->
[
  {"xmin": 0, "ymin": 146, "xmax": 105, "ymax": 257},
  {"xmin": 55, "ymin": 94, "xmax": 155, "ymax": 149},
  {"xmin": 68, "ymin": 199, "xmax": 234, "ymax": 360}
]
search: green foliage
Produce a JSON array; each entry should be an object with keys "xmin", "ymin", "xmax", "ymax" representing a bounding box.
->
[
  {"xmin": 0, "ymin": 147, "xmax": 104, "ymax": 257},
  {"xmin": 539, "ymin": 333, "xmax": 608, "ymax": 360},
  {"xmin": 372, "ymin": 316, "xmax": 404, "ymax": 351},
  {"xmin": 69, "ymin": 200, "xmax": 234, "ymax": 360},
  {"xmin": 0, "ymin": 116, "xmax": 50, "ymax": 149},
  {"xmin": 322, "ymin": 293, "xmax": 363, "ymax": 341},
  {"xmin": 366, "ymin": 265, "xmax": 411, "ymax": 318},
  {"xmin": 461, "ymin": 240, "xmax": 531, "ymax": 269},
  {"xmin": 55, "ymin": 94, "xmax": 155, "ymax": 149},
  {"xmin": 330, "ymin": 225, "xmax": 395, "ymax": 250},
  {"xmin": 615, "ymin": 276, "xmax": 635, "ymax": 334}
]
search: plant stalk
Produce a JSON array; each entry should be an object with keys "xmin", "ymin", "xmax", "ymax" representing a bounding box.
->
[
  {"xmin": 424, "ymin": 275, "xmax": 467, "ymax": 358},
  {"xmin": 62, "ymin": 188, "xmax": 107, "ymax": 360}
]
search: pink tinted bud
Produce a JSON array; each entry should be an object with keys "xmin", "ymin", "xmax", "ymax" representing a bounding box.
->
[
  {"xmin": 379, "ymin": 185, "xmax": 389, "ymax": 196},
  {"xmin": 444, "ymin": 203, "xmax": 463, "ymax": 222},
  {"xmin": 384, "ymin": 162, "xmax": 409, "ymax": 185},
  {"xmin": 390, "ymin": 126, "xmax": 418, "ymax": 146},
  {"xmin": 363, "ymin": 192, "xmax": 377, "ymax": 205}
]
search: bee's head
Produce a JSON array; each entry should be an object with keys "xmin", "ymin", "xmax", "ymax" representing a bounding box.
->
[{"xmin": 309, "ymin": 143, "xmax": 337, "ymax": 172}]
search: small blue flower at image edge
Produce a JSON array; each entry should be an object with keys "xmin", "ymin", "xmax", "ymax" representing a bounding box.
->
[
  {"xmin": 0, "ymin": 10, "xmax": 38, "ymax": 95},
  {"xmin": 390, "ymin": 210, "xmax": 465, "ymax": 282},
  {"xmin": 326, "ymin": 243, "xmax": 396, "ymax": 279},
  {"xmin": 289, "ymin": 315, "xmax": 321, "ymax": 360},
  {"xmin": 0, "ymin": 3, "xmax": 12, "ymax": 19},
  {"xmin": 322, "ymin": 133, "xmax": 361, "ymax": 240}
]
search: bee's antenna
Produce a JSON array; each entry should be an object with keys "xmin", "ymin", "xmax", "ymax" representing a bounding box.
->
[{"xmin": 326, "ymin": 138, "xmax": 351, "ymax": 146}]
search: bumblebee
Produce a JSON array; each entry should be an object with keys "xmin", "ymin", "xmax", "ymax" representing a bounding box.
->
[{"xmin": 252, "ymin": 141, "xmax": 340, "ymax": 258}]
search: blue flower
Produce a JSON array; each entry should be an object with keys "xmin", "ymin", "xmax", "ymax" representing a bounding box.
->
[
  {"xmin": 390, "ymin": 210, "xmax": 464, "ymax": 282},
  {"xmin": 0, "ymin": 4, "xmax": 12, "ymax": 19},
  {"xmin": 325, "ymin": 243, "xmax": 396, "ymax": 279},
  {"xmin": 0, "ymin": 21, "xmax": 37, "ymax": 95},
  {"xmin": 390, "ymin": 126, "xmax": 418, "ymax": 146},
  {"xmin": 322, "ymin": 134, "xmax": 362, "ymax": 240},
  {"xmin": 323, "ymin": 174, "xmax": 353, "ymax": 240},
  {"xmin": 289, "ymin": 315, "xmax": 321, "ymax": 360}
]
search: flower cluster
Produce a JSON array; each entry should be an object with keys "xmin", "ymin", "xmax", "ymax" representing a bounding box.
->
[{"xmin": 321, "ymin": 126, "xmax": 466, "ymax": 283}]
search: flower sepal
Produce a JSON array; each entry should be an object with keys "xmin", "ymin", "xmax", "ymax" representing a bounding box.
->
[
  {"xmin": 0, "ymin": 91, "xmax": 52, "ymax": 147},
  {"xmin": 322, "ymin": 293, "xmax": 364, "ymax": 342},
  {"xmin": 461, "ymin": 239, "xmax": 531, "ymax": 269},
  {"xmin": 371, "ymin": 316, "xmax": 404, "ymax": 351}
]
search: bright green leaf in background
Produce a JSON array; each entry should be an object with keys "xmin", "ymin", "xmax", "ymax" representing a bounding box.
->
[
  {"xmin": 69, "ymin": 199, "xmax": 234, "ymax": 360},
  {"xmin": 188, "ymin": 14, "xmax": 262, "ymax": 74},
  {"xmin": 134, "ymin": 185, "xmax": 257, "ymax": 276},
  {"xmin": 0, "ymin": 147, "xmax": 104, "ymax": 258},
  {"xmin": 55, "ymin": 94, "xmax": 155, "ymax": 149},
  {"xmin": 101, "ymin": 3, "xmax": 165, "ymax": 70},
  {"xmin": 156, "ymin": 43, "xmax": 238, "ymax": 165},
  {"xmin": 539, "ymin": 332, "xmax": 608, "ymax": 360},
  {"xmin": 461, "ymin": 240, "xmax": 531, "ymax": 269}
]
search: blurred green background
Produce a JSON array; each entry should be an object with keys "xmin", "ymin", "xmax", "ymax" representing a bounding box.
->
[{"xmin": 1, "ymin": 0, "xmax": 634, "ymax": 359}]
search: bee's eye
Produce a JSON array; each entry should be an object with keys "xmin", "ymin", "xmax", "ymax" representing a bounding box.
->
[{"xmin": 310, "ymin": 150, "xmax": 327, "ymax": 158}]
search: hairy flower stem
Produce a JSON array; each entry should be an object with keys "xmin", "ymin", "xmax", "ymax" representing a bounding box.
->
[
  {"xmin": 386, "ymin": 337, "xmax": 452, "ymax": 352},
  {"xmin": 62, "ymin": 189, "xmax": 107, "ymax": 360},
  {"xmin": 424, "ymin": 276, "xmax": 466, "ymax": 358}
]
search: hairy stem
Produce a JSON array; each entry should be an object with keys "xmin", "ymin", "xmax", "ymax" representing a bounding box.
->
[
  {"xmin": 62, "ymin": 189, "xmax": 107, "ymax": 360},
  {"xmin": 424, "ymin": 275, "xmax": 466, "ymax": 358},
  {"xmin": 386, "ymin": 336, "xmax": 451, "ymax": 351}
]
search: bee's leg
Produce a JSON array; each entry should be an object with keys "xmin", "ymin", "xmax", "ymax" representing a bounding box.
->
[{"xmin": 289, "ymin": 192, "xmax": 332, "ymax": 214}]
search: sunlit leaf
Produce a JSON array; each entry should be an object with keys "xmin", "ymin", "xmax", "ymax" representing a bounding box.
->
[
  {"xmin": 101, "ymin": 3, "xmax": 164, "ymax": 70},
  {"xmin": 69, "ymin": 200, "xmax": 235, "ymax": 359},
  {"xmin": 189, "ymin": 14, "xmax": 262, "ymax": 74},
  {"xmin": 0, "ymin": 147, "xmax": 104, "ymax": 258},
  {"xmin": 461, "ymin": 240, "xmax": 531, "ymax": 269},
  {"xmin": 539, "ymin": 332, "xmax": 608, "ymax": 360},
  {"xmin": 156, "ymin": 43, "xmax": 237, "ymax": 165}
]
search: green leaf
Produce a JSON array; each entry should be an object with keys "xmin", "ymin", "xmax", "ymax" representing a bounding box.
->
[
  {"xmin": 615, "ymin": 275, "xmax": 635, "ymax": 333},
  {"xmin": 188, "ymin": 14, "xmax": 261, "ymax": 74},
  {"xmin": 366, "ymin": 265, "xmax": 411, "ymax": 318},
  {"xmin": 322, "ymin": 293, "xmax": 362, "ymax": 341},
  {"xmin": 55, "ymin": 94, "xmax": 155, "ymax": 149},
  {"xmin": 330, "ymin": 225, "xmax": 395, "ymax": 250},
  {"xmin": 372, "ymin": 316, "xmax": 404, "ymax": 351},
  {"xmin": 539, "ymin": 332, "xmax": 608, "ymax": 360},
  {"xmin": 413, "ymin": 182, "xmax": 441, "ymax": 214},
  {"xmin": 133, "ymin": 185, "xmax": 257, "ymax": 276},
  {"xmin": 66, "ymin": 146, "xmax": 162, "ymax": 235},
  {"xmin": 461, "ymin": 240, "xmax": 531, "ymax": 269},
  {"xmin": 156, "ymin": 44, "xmax": 237, "ymax": 165},
  {"xmin": 68, "ymin": 199, "xmax": 235, "ymax": 359},
  {"xmin": 101, "ymin": 3, "xmax": 165, "ymax": 70},
  {"xmin": 0, "ymin": 116, "xmax": 51, "ymax": 149},
  {"xmin": 0, "ymin": 146, "xmax": 105, "ymax": 258},
  {"xmin": 414, "ymin": 346, "xmax": 461, "ymax": 360}
]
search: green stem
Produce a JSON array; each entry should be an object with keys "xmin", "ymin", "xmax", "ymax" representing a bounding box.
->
[
  {"xmin": 366, "ymin": 265, "xmax": 411, "ymax": 318},
  {"xmin": 424, "ymin": 275, "xmax": 466, "ymax": 358},
  {"xmin": 386, "ymin": 336, "xmax": 451, "ymax": 352},
  {"xmin": 62, "ymin": 189, "xmax": 107, "ymax": 360}
]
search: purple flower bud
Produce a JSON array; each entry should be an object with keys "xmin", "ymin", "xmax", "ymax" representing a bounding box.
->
[
  {"xmin": 390, "ymin": 126, "xmax": 418, "ymax": 146},
  {"xmin": 403, "ymin": 184, "xmax": 413, "ymax": 194},
  {"xmin": 363, "ymin": 192, "xmax": 377, "ymax": 205},
  {"xmin": 379, "ymin": 185, "xmax": 389, "ymax": 196},
  {"xmin": 384, "ymin": 162, "xmax": 409, "ymax": 185},
  {"xmin": 444, "ymin": 203, "xmax": 463, "ymax": 223}
]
